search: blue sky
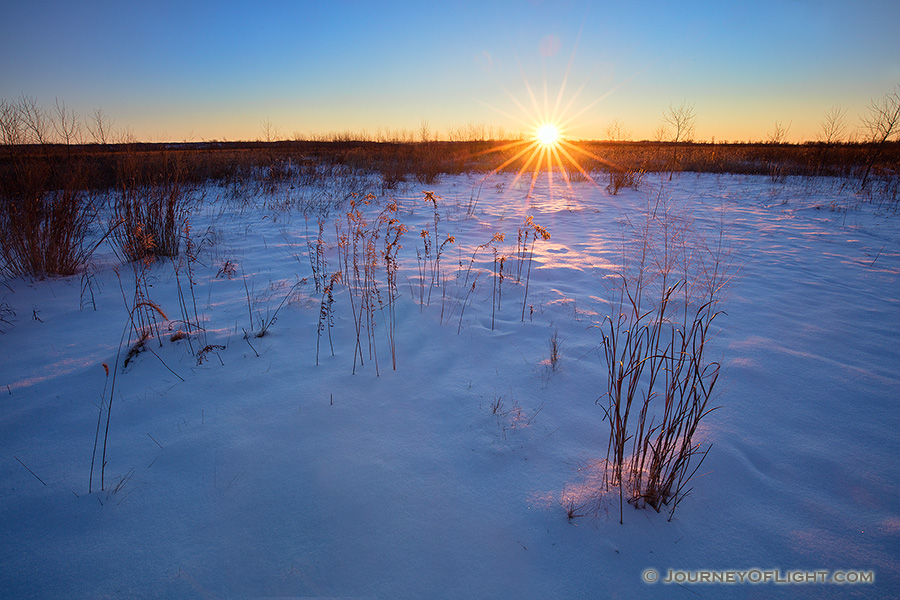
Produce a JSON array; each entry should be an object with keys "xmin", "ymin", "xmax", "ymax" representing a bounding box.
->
[{"xmin": 2, "ymin": 0, "xmax": 898, "ymax": 142}]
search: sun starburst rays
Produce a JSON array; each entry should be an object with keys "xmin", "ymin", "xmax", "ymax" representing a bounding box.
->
[
  {"xmin": 472, "ymin": 111, "xmax": 617, "ymax": 202},
  {"xmin": 473, "ymin": 49, "xmax": 623, "ymax": 202}
]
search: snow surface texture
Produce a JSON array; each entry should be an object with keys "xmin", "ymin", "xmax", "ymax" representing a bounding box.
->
[{"xmin": 1, "ymin": 173, "xmax": 898, "ymax": 599}]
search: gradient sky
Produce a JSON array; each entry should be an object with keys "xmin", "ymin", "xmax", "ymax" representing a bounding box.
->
[{"xmin": 3, "ymin": 0, "xmax": 899, "ymax": 143}]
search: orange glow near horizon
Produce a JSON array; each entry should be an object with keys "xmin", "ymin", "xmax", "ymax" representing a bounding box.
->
[
  {"xmin": 473, "ymin": 39, "xmax": 625, "ymax": 201},
  {"xmin": 474, "ymin": 109, "xmax": 617, "ymax": 200}
]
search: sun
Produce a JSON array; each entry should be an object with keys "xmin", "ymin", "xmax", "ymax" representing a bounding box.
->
[
  {"xmin": 536, "ymin": 123, "xmax": 561, "ymax": 147},
  {"xmin": 477, "ymin": 111, "xmax": 610, "ymax": 199},
  {"xmin": 471, "ymin": 44, "xmax": 623, "ymax": 200}
]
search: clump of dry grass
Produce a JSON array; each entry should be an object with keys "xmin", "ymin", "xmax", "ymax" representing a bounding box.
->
[
  {"xmin": 336, "ymin": 197, "xmax": 370, "ymax": 373},
  {"xmin": 490, "ymin": 246, "xmax": 506, "ymax": 330},
  {"xmin": 91, "ymin": 271, "xmax": 172, "ymax": 494},
  {"xmin": 599, "ymin": 190, "xmax": 735, "ymax": 523},
  {"xmin": 490, "ymin": 393, "xmax": 544, "ymax": 440},
  {"xmin": 333, "ymin": 194, "xmax": 409, "ymax": 374},
  {"xmin": 380, "ymin": 201, "xmax": 408, "ymax": 370},
  {"xmin": 549, "ymin": 326, "xmax": 561, "ymax": 372},
  {"xmin": 456, "ymin": 232, "xmax": 503, "ymax": 333},
  {"xmin": 519, "ymin": 216, "xmax": 550, "ymax": 321},
  {"xmin": 117, "ymin": 248, "xmax": 173, "ymax": 371},
  {"xmin": 241, "ymin": 273, "xmax": 305, "ymax": 342},
  {"xmin": 306, "ymin": 217, "xmax": 327, "ymax": 294},
  {"xmin": 316, "ymin": 271, "xmax": 341, "ymax": 365},
  {"xmin": 415, "ymin": 191, "xmax": 455, "ymax": 309},
  {"xmin": 606, "ymin": 167, "xmax": 645, "ymax": 195},
  {"xmin": 171, "ymin": 222, "xmax": 208, "ymax": 360},
  {"xmin": 0, "ymin": 188, "xmax": 102, "ymax": 278},
  {"xmin": 111, "ymin": 151, "xmax": 191, "ymax": 262}
]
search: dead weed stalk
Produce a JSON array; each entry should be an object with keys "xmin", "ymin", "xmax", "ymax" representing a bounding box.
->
[{"xmin": 599, "ymin": 191, "xmax": 733, "ymax": 523}]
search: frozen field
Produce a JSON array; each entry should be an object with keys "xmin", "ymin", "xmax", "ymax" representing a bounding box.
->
[{"xmin": 1, "ymin": 171, "xmax": 898, "ymax": 599}]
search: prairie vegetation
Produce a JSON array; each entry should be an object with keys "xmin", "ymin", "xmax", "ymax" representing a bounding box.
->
[
  {"xmin": 0, "ymin": 94, "xmax": 898, "ymax": 527},
  {"xmin": 0, "ymin": 133, "xmax": 894, "ymax": 279},
  {"xmin": 2, "ymin": 136, "xmax": 897, "ymax": 200}
]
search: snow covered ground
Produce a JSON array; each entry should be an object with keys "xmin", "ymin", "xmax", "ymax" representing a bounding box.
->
[{"xmin": 1, "ymin": 172, "xmax": 898, "ymax": 599}]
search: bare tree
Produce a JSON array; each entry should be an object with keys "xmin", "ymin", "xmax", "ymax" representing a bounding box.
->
[
  {"xmin": 661, "ymin": 101, "xmax": 696, "ymax": 171},
  {"xmin": 818, "ymin": 104, "xmax": 847, "ymax": 145},
  {"xmin": 259, "ymin": 117, "xmax": 279, "ymax": 143},
  {"xmin": 605, "ymin": 118, "xmax": 631, "ymax": 142},
  {"xmin": 17, "ymin": 95, "xmax": 52, "ymax": 145},
  {"xmin": 859, "ymin": 86, "xmax": 900, "ymax": 189},
  {"xmin": 663, "ymin": 101, "xmax": 696, "ymax": 143},
  {"xmin": 465, "ymin": 122, "xmax": 487, "ymax": 142},
  {"xmin": 86, "ymin": 107, "xmax": 113, "ymax": 145},
  {"xmin": 419, "ymin": 119, "xmax": 432, "ymax": 143},
  {"xmin": 117, "ymin": 125, "xmax": 137, "ymax": 144},
  {"xmin": 52, "ymin": 98, "xmax": 82, "ymax": 157},
  {"xmin": 0, "ymin": 99, "xmax": 26, "ymax": 147},
  {"xmin": 862, "ymin": 87, "xmax": 900, "ymax": 143},
  {"xmin": 815, "ymin": 104, "xmax": 847, "ymax": 174},
  {"xmin": 653, "ymin": 123, "xmax": 670, "ymax": 143},
  {"xmin": 766, "ymin": 120, "xmax": 791, "ymax": 144}
]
